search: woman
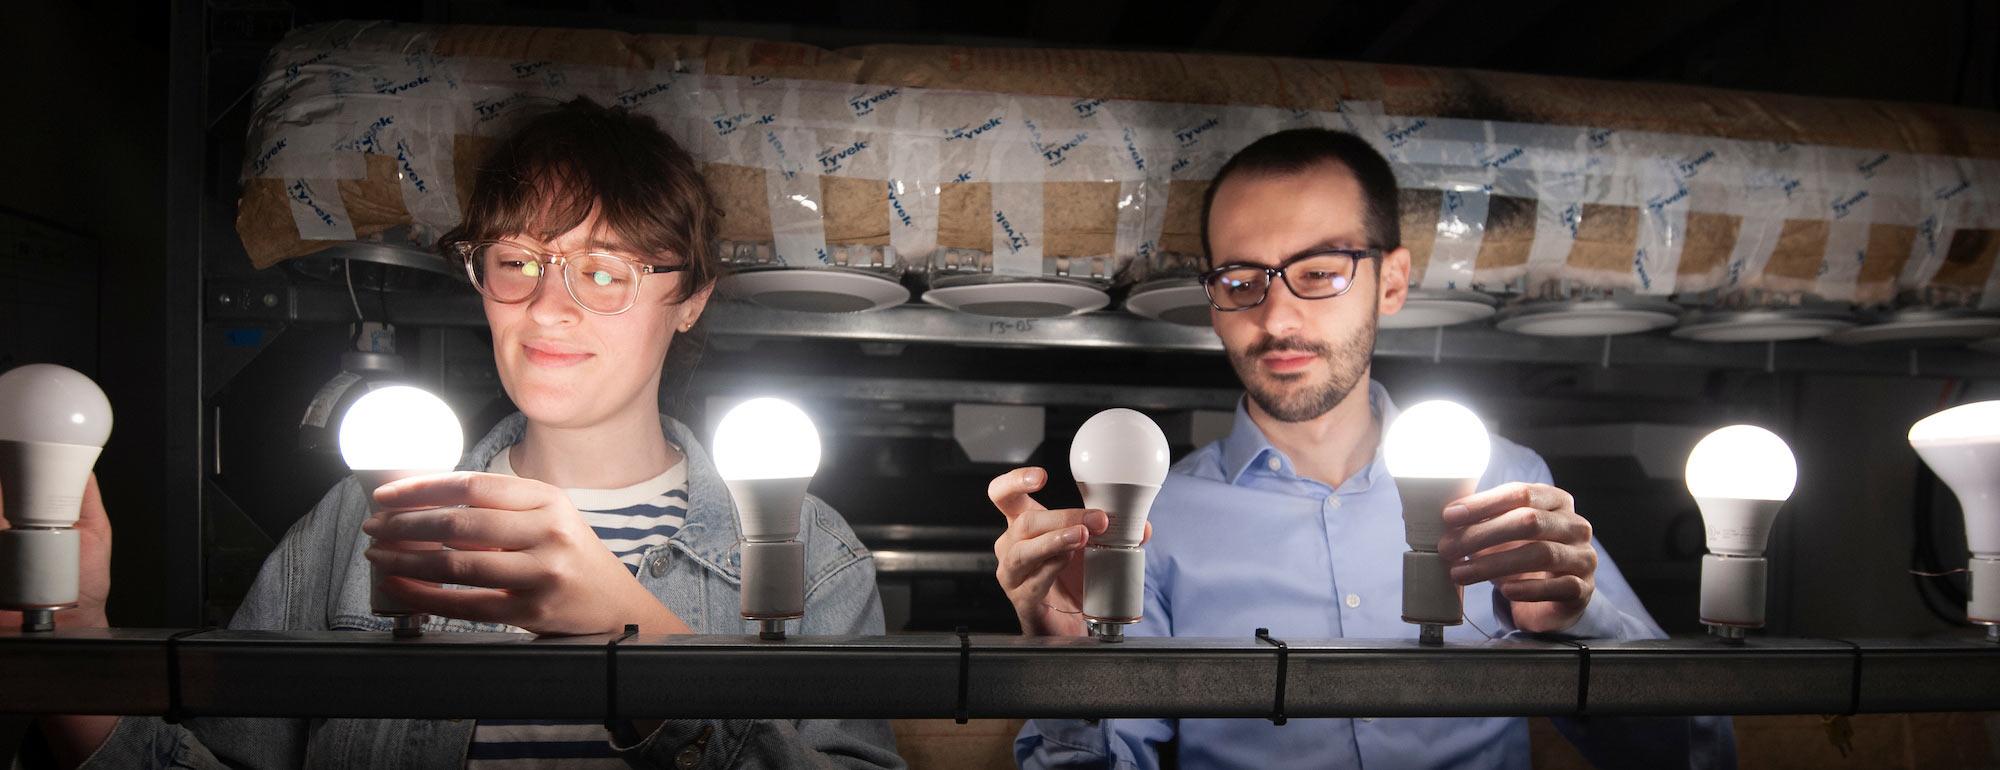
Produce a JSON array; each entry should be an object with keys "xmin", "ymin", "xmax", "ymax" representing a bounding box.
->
[{"xmin": 17, "ymin": 98, "xmax": 903, "ymax": 769}]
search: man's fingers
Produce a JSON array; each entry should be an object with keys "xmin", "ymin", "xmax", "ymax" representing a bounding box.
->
[
  {"xmin": 988, "ymin": 468, "xmax": 1051, "ymax": 520},
  {"xmin": 365, "ymin": 547, "xmax": 546, "ymax": 590},
  {"xmin": 1006, "ymin": 547, "xmax": 1078, "ymax": 612},
  {"xmin": 1439, "ymin": 507, "xmax": 1590, "ymax": 562},
  {"xmin": 1000, "ymin": 526, "xmax": 1087, "ymax": 585},
  {"xmin": 1497, "ymin": 575, "xmax": 1592, "ymax": 604},
  {"xmin": 1448, "ymin": 541, "xmax": 1596, "ymax": 586},
  {"xmin": 1014, "ymin": 508, "xmax": 1108, "ymax": 539},
  {"xmin": 1443, "ymin": 483, "xmax": 1573, "ymax": 527},
  {"xmin": 374, "ymin": 471, "xmax": 556, "ymax": 512}
]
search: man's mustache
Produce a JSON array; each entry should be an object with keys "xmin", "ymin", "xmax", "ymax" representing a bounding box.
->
[{"xmin": 1247, "ymin": 336, "xmax": 1330, "ymax": 358}]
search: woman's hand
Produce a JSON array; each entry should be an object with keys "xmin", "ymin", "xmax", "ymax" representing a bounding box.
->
[
  {"xmin": 362, "ymin": 472, "xmax": 691, "ymax": 636},
  {"xmin": 0, "ymin": 473, "xmax": 111, "ymax": 631}
]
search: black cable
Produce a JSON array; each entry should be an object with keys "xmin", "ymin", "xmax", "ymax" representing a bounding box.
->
[
  {"xmin": 954, "ymin": 626, "xmax": 971, "ymax": 725},
  {"xmin": 604, "ymin": 624, "xmax": 638, "ymax": 733},
  {"xmin": 1254, "ymin": 628, "xmax": 1289, "ymax": 726}
]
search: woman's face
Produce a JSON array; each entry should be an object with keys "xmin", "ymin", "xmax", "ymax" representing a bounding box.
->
[{"xmin": 482, "ymin": 210, "xmax": 711, "ymax": 431}]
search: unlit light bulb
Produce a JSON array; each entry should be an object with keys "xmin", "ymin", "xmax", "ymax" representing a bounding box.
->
[
  {"xmin": 1909, "ymin": 401, "xmax": 2000, "ymax": 634},
  {"xmin": 1685, "ymin": 424, "xmax": 1796, "ymax": 638},
  {"xmin": 0, "ymin": 364, "xmax": 114, "ymax": 632},
  {"xmin": 1070, "ymin": 408, "xmax": 1170, "ymax": 642}
]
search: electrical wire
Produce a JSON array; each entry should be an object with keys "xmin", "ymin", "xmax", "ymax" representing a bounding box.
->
[{"xmin": 344, "ymin": 260, "xmax": 365, "ymax": 349}]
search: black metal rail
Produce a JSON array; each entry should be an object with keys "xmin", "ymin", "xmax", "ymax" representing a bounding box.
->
[{"xmin": 3, "ymin": 630, "xmax": 1996, "ymax": 720}]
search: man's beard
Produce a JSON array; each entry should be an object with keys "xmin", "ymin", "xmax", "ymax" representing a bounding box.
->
[{"xmin": 1227, "ymin": 312, "xmax": 1377, "ymax": 423}]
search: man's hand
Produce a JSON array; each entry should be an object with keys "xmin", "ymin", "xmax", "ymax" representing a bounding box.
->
[
  {"xmin": 989, "ymin": 467, "xmax": 1149, "ymax": 637},
  {"xmin": 363, "ymin": 472, "xmax": 691, "ymax": 636},
  {"xmin": 0, "ymin": 474, "xmax": 111, "ymax": 631},
  {"xmin": 1436, "ymin": 482, "xmax": 1597, "ymax": 634}
]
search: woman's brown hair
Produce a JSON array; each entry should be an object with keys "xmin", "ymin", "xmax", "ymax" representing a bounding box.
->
[{"xmin": 443, "ymin": 97, "xmax": 720, "ymax": 304}]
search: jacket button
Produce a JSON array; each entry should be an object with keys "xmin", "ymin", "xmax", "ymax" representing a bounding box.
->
[
  {"xmin": 648, "ymin": 550, "xmax": 670, "ymax": 578},
  {"xmin": 675, "ymin": 745, "xmax": 700, "ymax": 769}
]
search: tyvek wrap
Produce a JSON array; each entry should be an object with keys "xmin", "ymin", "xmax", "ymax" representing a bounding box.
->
[{"xmin": 238, "ymin": 21, "xmax": 2000, "ymax": 308}]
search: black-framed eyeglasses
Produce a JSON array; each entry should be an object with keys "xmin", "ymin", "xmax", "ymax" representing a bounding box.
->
[
  {"xmin": 1198, "ymin": 248, "xmax": 1383, "ymax": 311},
  {"xmin": 451, "ymin": 240, "xmax": 688, "ymax": 316}
]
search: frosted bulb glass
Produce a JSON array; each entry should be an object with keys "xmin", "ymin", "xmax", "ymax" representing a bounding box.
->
[
  {"xmin": 714, "ymin": 398, "xmax": 821, "ymax": 481},
  {"xmin": 338, "ymin": 386, "xmax": 464, "ymax": 471},
  {"xmin": 1070, "ymin": 409, "xmax": 1170, "ymax": 486},
  {"xmin": 1685, "ymin": 425, "xmax": 1796, "ymax": 502},
  {"xmin": 1384, "ymin": 400, "xmax": 1491, "ymax": 479},
  {"xmin": 1909, "ymin": 401, "xmax": 2000, "ymax": 444},
  {"xmin": 0, "ymin": 364, "xmax": 113, "ymax": 447}
]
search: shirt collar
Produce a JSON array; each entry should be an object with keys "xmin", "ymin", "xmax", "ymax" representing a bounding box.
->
[{"xmin": 1219, "ymin": 379, "xmax": 1401, "ymax": 489}]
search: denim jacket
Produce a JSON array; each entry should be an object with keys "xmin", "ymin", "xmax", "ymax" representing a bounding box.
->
[{"xmin": 81, "ymin": 413, "xmax": 904, "ymax": 769}]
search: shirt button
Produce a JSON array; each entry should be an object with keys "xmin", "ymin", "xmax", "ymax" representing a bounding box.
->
[
  {"xmin": 1265, "ymin": 457, "xmax": 1281, "ymax": 472},
  {"xmin": 1345, "ymin": 594, "xmax": 1361, "ymax": 608},
  {"xmin": 1326, "ymin": 495, "xmax": 1340, "ymax": 508},
  {"xmin": 648, "ymin": 550, "xmax": 670, "ymax": 578},
  {"xmin": 1361, "ymin": 717, "xmax": 1375, "ymax": 723}
]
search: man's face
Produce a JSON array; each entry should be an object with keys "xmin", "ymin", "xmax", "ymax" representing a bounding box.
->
[{"xmin": 1205, "ymin": 164, "xmax": 1412, "ymax": 422}]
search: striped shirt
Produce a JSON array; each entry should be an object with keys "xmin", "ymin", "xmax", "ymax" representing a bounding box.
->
[{"xmin": 466, "ymin": 446, "xmax": 688, "ymax": 768}]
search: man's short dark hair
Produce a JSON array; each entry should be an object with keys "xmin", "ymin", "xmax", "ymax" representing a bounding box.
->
[{"xmin": 1200, "ymin": 128, "xmax": 1402, "ymax": 261}]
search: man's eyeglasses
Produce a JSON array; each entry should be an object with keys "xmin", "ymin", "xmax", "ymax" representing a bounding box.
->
[
  {"xmin": 451, "ymin": 240, "xmax": 687, "ymax": 316},
  {"xmin": 1198, "ymin": 248, "xmax": 1383, "ymax": 311}
]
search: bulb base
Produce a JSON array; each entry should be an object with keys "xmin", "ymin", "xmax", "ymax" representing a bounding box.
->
[
  {"xmin": 0, "ymin": 440, "xmax": 103, "ymax": 528},
  {"xmin": 0, "ymin": 527, "xmax": 80, "ymax": 611},
  {"xmin": 725, "ymin": 477, "xmax": 810, "ymax": 542},
  {"xmin": 1087, "ymin": 620, "xmax": 1128, "ymax": 643},
  {"xmin": 391, "ymin": 615, "xmax": 427, "ymax": 638},
  {"xmin": 1986, "ymin": 625, "xmax": 1998, "ymax": 645},
  {"xmin": 1075, "ymin": 483, "xmax": 1161, "ymax": 549},
  {"xmin": 1707, "ymin": 624, "xmax": 1749, "ymax": 644},
  {"xmin": 1699, "ymin": 553, "xmax": 1768, "ymax": 630},
  {"xmin": 1969, "ymin": 557, "xmax": 2000, "ymax": 625},
  {"xmin": 1418, "ymin": 623, "xmax": 1446, "ymax": 646},
  {"xmin": 20, "ymin": 608, "xmax": 55, "ymax": 633},
  {"xmin": 1401, "ymin": 550, "xmax": 1464, "ymax": 627},
  {"xmin": 1394, "ymin": 477, "xmax": 1477, "ymax": 551},
  {"xmin": 740, "ymin": 540, "xmax": 806, "ymax": 623},
  {"xmin": 1082, "ymin": 545, "xmax": 1145, "ymax": 626},
  {"xmin": 758, "ymin": 619, "xmax": 788, "ymax": 641}
]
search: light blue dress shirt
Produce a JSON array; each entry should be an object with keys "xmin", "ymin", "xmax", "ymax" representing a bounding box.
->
[{"xmin": 1017, "ymin": 381, "xmax": 1734, "ymax": 770}]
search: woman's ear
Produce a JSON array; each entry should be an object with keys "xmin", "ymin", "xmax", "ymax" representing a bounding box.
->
[{"xmin": 676, "ymin": 282, "xmax": 715, "ymax": 333}]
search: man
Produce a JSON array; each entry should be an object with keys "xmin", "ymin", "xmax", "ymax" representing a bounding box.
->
[{"xmin": 990, "ymin": 128, "xmax": 1732, "ymax": 769}]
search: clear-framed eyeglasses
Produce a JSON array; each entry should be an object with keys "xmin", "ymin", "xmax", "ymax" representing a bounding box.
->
[
  {"xmin": 1198, "ymin": 247, "xmax": 1383, "ymax": 311},
  {"xmin": 451, "ymin": 240, "xmax": 688, "ymax": 316}
]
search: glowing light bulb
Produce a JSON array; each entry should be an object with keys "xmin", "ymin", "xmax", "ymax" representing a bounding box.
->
[
  {"xmin": 338, "ymin": 386, "xmax": 464, "ymax": 471},
  {"xmin": 336, "ymin": 384, "xmax": 463, "ymax": 632},
  {"xmin": 1686, "ymin": 425, "xmax": 1798, "ymax": 503},
  {"xmin": 1910, "ymin": 401, "xmax": 2000, "ymax": 635},
  {"xmin": 1385, "ymin": 399, "xmax": 1491, "ymax": 644},
  {"xmin": 1685, "ymin": 424, "xmax": 1796, "ymax": 638},
  {"xmin": 0, "ymin": 364, "xmax": 114, "ymax": 631},
  {"xmin": 714, "ymin": 398, "xmax": 822, "ymax": 482},
  {"xmin": 1384, "ymin": 400, "xmax": 1491, "ymax": 480},
  {"xmin": 714, "ymin": 397, "xmax": 822, "ymax": 640}
]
